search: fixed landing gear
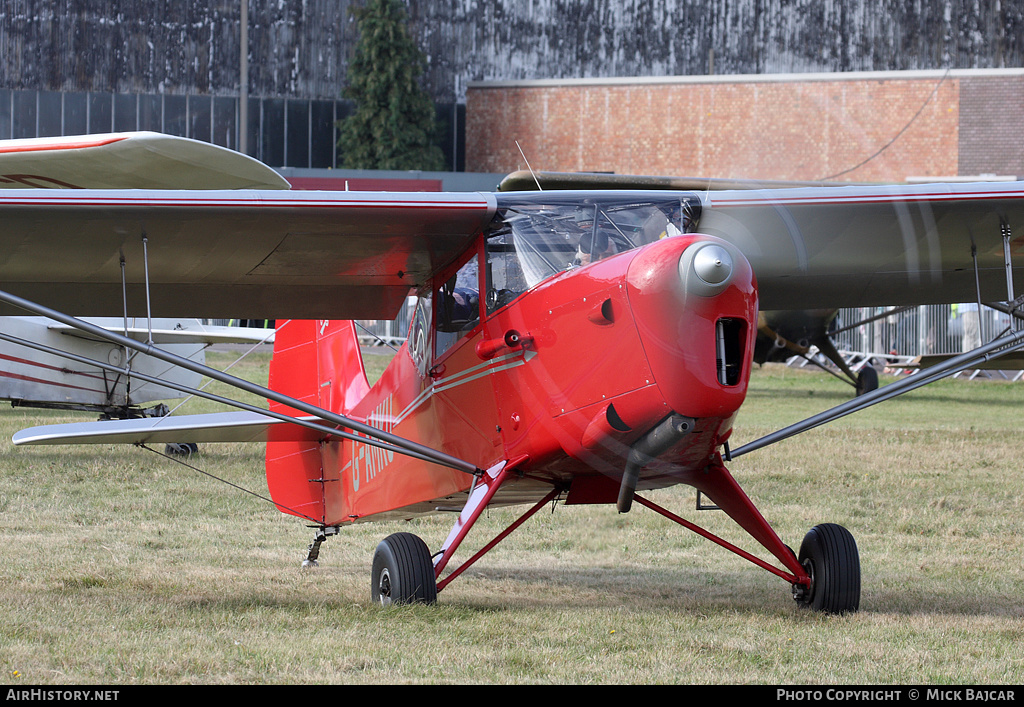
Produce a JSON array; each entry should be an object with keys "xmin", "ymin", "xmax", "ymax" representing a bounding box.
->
[
  {"xmin": 361, "ymin": 464, "xmax": 860, "ymax": 613},
  {"xmin": 792, "ymin": 523, "xmax": 861, "ymax": 614},
  {"xmin": 364, "ymin": 524, "xmax": 860, "ymax": 614},
  {"xmin": 371, "ymin": 532, "xmax": 437, "ymax": 606}
]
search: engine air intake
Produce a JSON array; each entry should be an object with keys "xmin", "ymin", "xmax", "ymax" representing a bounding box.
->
[{"xmin": 716, "ymin": 318, "xmax": 746, "ymax": 386}]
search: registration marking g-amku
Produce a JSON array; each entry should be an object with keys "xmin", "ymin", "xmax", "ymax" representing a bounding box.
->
[{"xmin": 342, "ymin": 347, "xmax": 534, "ymax": 490}]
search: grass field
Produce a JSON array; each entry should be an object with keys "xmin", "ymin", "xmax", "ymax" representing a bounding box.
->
[{"xmin": 1, "ymin": 351, "xmax": 1022, "ymax": 684}]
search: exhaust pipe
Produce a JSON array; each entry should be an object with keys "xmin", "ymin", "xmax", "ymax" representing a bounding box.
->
[{"xmin": 617, "ymin": 413, "xmax": 695, "ymax": 513}]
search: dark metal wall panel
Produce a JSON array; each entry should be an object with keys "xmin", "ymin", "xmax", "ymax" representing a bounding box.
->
[{"xmin": 1, "ymin": 1, "xmax": 1022, "ymax": 104}]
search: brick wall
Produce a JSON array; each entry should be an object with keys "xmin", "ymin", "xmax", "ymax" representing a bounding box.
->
[
  {"xmin": 467, "ymin": 70, "xmax": 1023, "ymax": 182},
  {"xmin": 959, "ymin": 75, "xmax": 1024, "ymax": 177}
]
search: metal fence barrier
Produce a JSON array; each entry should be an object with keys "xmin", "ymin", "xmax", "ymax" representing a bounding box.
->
[{"xmin": 830, "ymin": 304, "xmax": 1012, "ymax": 357}]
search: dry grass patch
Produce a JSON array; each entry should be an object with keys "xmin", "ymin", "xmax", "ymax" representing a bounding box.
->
[{"xmin": 0, "ymin": 354, "xmax": 1022, "ymax": 683}]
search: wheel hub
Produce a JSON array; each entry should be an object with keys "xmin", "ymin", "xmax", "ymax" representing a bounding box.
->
[
  {"xmin": 791, "ymin": 559, "xmax": 814, "ymax": 604},
  {"xmin": 378, "ymin": 567, "xmax": 392, "ymax": 604}
]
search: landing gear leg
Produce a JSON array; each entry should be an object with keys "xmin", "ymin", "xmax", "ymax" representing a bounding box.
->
[
  {"xmin": 640, "ymin": 454, "xmax": 861, "ymax": 613},
  {"xmin": 792, "ymin": 523, "xmax": 861, "ymax": 614}
]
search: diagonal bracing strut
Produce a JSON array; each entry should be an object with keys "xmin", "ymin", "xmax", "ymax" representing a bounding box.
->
[
  {"xmin": 0, "ymin": 327, "xmax": 456, "ymax": 469},
  {"xmin": 0, "ymin": 287, "xmax": 483, "ymax": 477},
  {"xmin": 728, "ymin": 325, "xmax": 1024, "ymax": 459}
]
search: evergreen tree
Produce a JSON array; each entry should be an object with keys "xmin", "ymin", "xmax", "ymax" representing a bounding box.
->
[{"xmin": 337, "ymin": 0, "xmax": 445, "ymax": 171}]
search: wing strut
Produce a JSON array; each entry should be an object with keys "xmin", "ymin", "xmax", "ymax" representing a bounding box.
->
[
  {"xmin": 728, "ymin": 325, "xmax": 1024, "ymax": 459},
  {"xmin": 1002, "ymin": 219, "xmax": 1018, "ymax": 333},
  {"xmin": 0, "ymin": 325, "xmax": 458, "ymax": 469},
  {"xmin": 0, "ymin": 287, "xmax": 483, "ymax": 477}
]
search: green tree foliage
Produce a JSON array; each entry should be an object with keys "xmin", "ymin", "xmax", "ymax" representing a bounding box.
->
[{"xmin": 337, "ymin": 0, "xmax": 445, "ymax": 171}]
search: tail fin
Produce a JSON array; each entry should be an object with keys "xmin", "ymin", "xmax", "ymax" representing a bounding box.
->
[
  {"xmin": 267, "ymin": 319, "xmax": 369, "ymax": 416},
  {"xmin": 265, "ymin": 320, "xmax": 370, "ymax": 523}
]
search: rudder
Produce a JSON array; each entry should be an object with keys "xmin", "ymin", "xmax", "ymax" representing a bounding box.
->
[{"xmin": 265, "ymin": 320, "xmax": 370, "ymax": 523}]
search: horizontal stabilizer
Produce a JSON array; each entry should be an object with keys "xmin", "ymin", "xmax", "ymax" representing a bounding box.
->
[
  {"xmin": 49, "ymin": 323, "xmax": 276, "ymax": 346},
  {"xmin": 12, "ymin": 410, "xmax": 321, "ymax": 447}
]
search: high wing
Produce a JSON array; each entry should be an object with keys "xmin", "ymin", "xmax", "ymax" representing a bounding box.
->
[
  {"xmin": 0, "ymin": 132, "xmax": 291, "ymax": 190},
  {"xmin": 501, "ymin": 171, "xmax": 1024, "ymax": 312},
  {"xmin": 0, "ymin": 132, "xmax": 492, "ymax": 321},
  {"xmin": 0, "ymin": 189, "xmax": 497, "ymax": 320},
  {"xmin": 0, "ymin": 180, "xmax": 1021, "ymax": 320},
  {"xmin": 698, "ymin": 182, "xmax": 1024, "ymax": 310}
]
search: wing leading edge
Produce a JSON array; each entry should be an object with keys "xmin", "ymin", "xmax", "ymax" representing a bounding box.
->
[
  {"xmin": 700, "ymin": 181, "xmax": 1024, "ymax": 310},
  {"xmin": 0, "ymin": 190, "xmax": 497, "ymax": 320}
]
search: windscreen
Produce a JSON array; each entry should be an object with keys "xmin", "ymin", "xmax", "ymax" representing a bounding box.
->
[{"xmin": 485, "ymin": 193, "xmax": 700, "ymax": 313}]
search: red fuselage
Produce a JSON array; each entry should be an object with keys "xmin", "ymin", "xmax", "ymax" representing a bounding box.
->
[{"xmin": 266, "ymin": 224, "xmax": 757, "ymax": 525}]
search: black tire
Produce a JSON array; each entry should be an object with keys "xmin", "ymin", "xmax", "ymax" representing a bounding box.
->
[
  {"xmin": 856, "ymin": 366, "xmax": 878, "ymax": 396},
  {"xmin": 371, "ymin": 532, "xmax": 437, "ymax": 606},
  {"xmin": 164, "ymin": 442, "xmax": 198, "ymax": 455},
  {"xmin": 794, "ymin": 523, "xmax": 860, "ymax": 614}
]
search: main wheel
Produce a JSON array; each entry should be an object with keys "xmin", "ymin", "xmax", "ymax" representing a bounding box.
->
[
  {"xmin": 856, "ymin": 366, "xmax": 878, "ymax": 396},
  {"xmin": 164, "ymin": 442, "xmax": 199, "ymax": 455},
  {"xmin": 371, "ymin": 532, "xmax": 437, "ymax": 606},
  {"xmin": 793, "ymin": 523, "xmax": 860, "ymax": 614}
]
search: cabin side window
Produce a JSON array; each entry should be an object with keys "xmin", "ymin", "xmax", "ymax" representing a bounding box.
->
[
  {"xmin": 485, "ymin": 230, "xmax": 530, "ymax": 315},
  {"xmin": 435, "ymin": 254, "xmax": 481, "ymax": 359}
]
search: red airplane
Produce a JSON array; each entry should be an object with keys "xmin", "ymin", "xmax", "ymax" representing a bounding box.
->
[{"xmin": 5, "ymin": 134, "xmax": 1024, "ymax": 614}]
